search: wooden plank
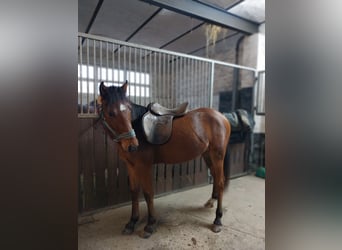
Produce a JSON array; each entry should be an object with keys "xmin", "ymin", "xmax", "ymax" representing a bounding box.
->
[
  {"xmin": 229, "ymin": 143, "xmax": 246, "ymax": 176},
  {"xmin": 194, "ymin": 157, "xmax": 202, "ymax": 185},
  {"xmin": 172, "ymin": 163, "xmax": 181, "ymax": 190},
  {"xmin": 79, "ymin": 119, "xmax": 97, "ymax": 212},
  {"xmin": 93, "ymin": 123, "xmax": 107, "ymax": 208},
  {"xmin": 155, "ymin": 163, "xmax": 165, "ymax": 195},
  {"xmin": 188, "ymin": 159, "xmax": 195, "ymax": 186},
  {"xmin": 180, "ymin": 161, "xmax": 192, "ymax": 188},
  {"xmin": 117, "ymin": 152, "xmax": 130, "ymax": 204},
  {"xmin": 78, "ymin": 120, "xmax": 86, "ymax": 213},
  {"xmin": 164, "ymin": 164, "xmax": 173, "ymax": 192},
  {"xmin": 199, "ymin": 157, "xmax": 209, "ymax": 184},
  {"xmin": 106, "ymin": 136, "xmax": 119, "ymax": 206}
]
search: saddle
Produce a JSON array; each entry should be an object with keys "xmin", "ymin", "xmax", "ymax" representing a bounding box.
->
[{"xmin": 142, "ymin": 102, "xmax": 188, "ymax": 144}]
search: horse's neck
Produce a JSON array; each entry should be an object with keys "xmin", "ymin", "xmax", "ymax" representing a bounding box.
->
[{"xmin": 131, "ymin": 103, "xmax": 148, "ymax": 122}]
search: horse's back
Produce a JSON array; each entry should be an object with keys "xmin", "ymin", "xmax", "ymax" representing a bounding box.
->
[
  {"xmin": 185, "ymin": 107, "xmax": 231, "ymax": 139},
  {"xmin": 152, "ymin": 108, "xmax": 230, "ymax": 163},
  {"xmin": 172, "ymin": 107, "xmax": 231, "ymax": 150}
]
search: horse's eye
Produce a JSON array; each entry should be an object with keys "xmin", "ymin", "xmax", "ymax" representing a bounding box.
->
[{"xmin": 109, "ymin": 111, "xmax": 115, "ymax": 117}]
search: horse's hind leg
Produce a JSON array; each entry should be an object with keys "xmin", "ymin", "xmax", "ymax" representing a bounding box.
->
[
  {"xmin": 203, "ymin": 150, "xmax": 225, "ymax": 233},
  {"xmin": 140, "ymin": 165, "xmax": 157, "ymax": 239}
]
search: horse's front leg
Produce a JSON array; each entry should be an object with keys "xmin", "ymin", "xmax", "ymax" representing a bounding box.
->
[
  {"xmin": 122, "ymin": 168, "xmax": 140, "ymax": 235},
  {"xmin": 140, "ymin": 165, "xmax": 157, "ymax": 238}
]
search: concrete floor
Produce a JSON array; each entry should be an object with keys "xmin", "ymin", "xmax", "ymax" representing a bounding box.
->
[{"xmin": 78, "ymin": 175, "xmax": 265, "ymax": 250}]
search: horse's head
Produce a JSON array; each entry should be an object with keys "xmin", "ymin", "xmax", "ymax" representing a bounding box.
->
[{"xmin": 98, "ymin": 81, "xmax": 139, "ymax": 152}]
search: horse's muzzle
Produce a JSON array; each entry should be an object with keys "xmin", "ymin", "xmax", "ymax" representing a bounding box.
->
[{"xmin": 128, "ymin": 145, "xmax": 138, "ymax": 152}]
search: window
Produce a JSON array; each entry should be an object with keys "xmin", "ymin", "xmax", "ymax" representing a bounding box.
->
[{"xmin": 78, "ymin": 64, "xmax": 150, "ymax": 97}]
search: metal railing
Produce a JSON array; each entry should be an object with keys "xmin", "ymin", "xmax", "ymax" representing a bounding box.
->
[{"xmin": 78, "ymin": 32, "xmax": 258, "ymax": 118}]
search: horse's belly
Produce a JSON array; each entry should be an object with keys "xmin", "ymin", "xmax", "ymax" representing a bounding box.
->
[{"xmin": 153, "ymin": 128, "xmax": 208, "ymax": 164}]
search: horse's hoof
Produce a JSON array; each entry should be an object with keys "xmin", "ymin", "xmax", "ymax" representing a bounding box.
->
[
  {"xmin": 204, "ymin": 198, "xmax": 215, "ymax": 208},
  {"xmin": 212, "ymin": 224, "xmax": 222, "ymax": 233},
  {"xmin": 140, "ymin": 231, "xmax": 152, "ymax": 239},
  {"xmin": 122, "ymin": 227, "xmax": 134, "ymax": 235},
  {"xmin": 139, "ymin": 224, "xmax": 156, "ymax": 238}
]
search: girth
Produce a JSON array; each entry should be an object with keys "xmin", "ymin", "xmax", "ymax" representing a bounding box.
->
[{"xmin": 142, "ymin": 102, "xmax": 188, "ymax": 145}]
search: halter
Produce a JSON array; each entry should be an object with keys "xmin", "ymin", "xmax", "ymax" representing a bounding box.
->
[{"xmin": 99, "ymin": 105, "xmax": 136, "ymax": 143}]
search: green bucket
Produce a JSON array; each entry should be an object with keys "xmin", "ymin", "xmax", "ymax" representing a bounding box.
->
[{"xmin": 255, "ymin": 167, "xmax": 265, "ymax": 178}]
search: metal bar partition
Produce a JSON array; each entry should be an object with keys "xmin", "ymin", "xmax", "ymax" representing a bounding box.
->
[{"xmin": 77, "ymin": 32, "xmax": 259, "ymax": 213}]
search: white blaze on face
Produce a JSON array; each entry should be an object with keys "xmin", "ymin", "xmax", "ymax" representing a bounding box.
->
[{"xmin": 119, "ymin": 104, "xmax": 127, "ymax": 112}]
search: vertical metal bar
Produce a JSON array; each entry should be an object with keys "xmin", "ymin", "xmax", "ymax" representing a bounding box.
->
[
  {"xmin": 106, "ymin": 42, "xmax": 109, "ymax": 83},
  {"xmin": 167, "ymin": 54, "xmax": 170, "ymax": 108},
  {"xmin": 199, "ymin": 60, "xmax": 202, "ymax": 107},
  {"xmin": 112, "ymin": 43, "xmax": 115, "ymax": 84},
  {"xmin": 139, "ymin": 48, "xmax": 142, "ymax": 105},
  {"xmin": 184, "ymin": 57, "xmax": 187, "ymax": 107},
  {"xmin": 209, "ymin": 62, "xmax": 215, "ymax": 108},
  {"xmin": 123, "ymin": 46, "xmax": 127, "ymax": 84},
  {"xmin": 191, "ymin": 58, "xmax": 195, "ymax": 109},
  {"xmin": 158, "ymin": 52, "xmax": 161, "ymax": 104},
  {"xmin": 79, "ymin": 37, "xmax": 83, "ymax": 113},
  {"xmin": 162, "ymin": 53, "xmax": 168, "ymax": 105},
  {"xmin": 154, "ymin": 52, "xmax": 157, "ymax": 101},
  {"xmin": 93, "ymin": 39, "xmax": 96, "ymax": 105},
  {"xmin": 196, "ymin": 59, "xmax": 200, "ymax": 108},
  {"xmin": 144, "ymin": 49, "xmax": 147, "ymax": 105},
  {"xmin": 188, "ymin": 58, "xmax": 191, "ymax": 108},
  {"xmin": 128, "ymin": 46, "xmax": 132, "ymax": 97},
  {"xmin": 87, "ymin": 39, "xmax": 93, "ymax": 114},
  {"xmin": 91, "ymin": 40, "xmax": 96, "ymax": 113},
  {"xmin": 118, "ymin": 45, "xmax": 121, "ymax": 83},
  {"xmin": 196, "ymin": 59, "xmax": 199, "ymax": 108},
  {"xmin": 135, "ymin": 47, "xmax": 137, "ymax": 102},
  {"xmin": 192, "ymin": 58, "xmax": 195, "ymax": 109},
  {"xmin": 202, "ymin": 61, "xmax": 206, "ymax": 107},
  {"xmin": 175, "ymin": 57, "xmax": 179, "ymax": 106},
  {"xmin": 178, "ymin": 57, "xmax": 182, "ymax": 104},
  {"xmin": 203, "ymin": 61, "xmax": 206, "ymax": 106},
  {"xmin": 201, "ymin": 61, "xmax": 205, "ymax": 107},
  {"xmin": 149, "ymin": 51, "xmax": 152, "ymax": 104},
  {"xmin": 100, "ymin": 40, "xmax": 102, "ymax": 81},
  {"xmin": 205, "ymin": 62, "xmax": 209, "ymax": 107},
  {"xmin": 190, "ymin": 58, "xmax": 195, "ymax": 109},
  {"xmin": 174, "ymin": 57, "xmax": 177, "ymax": 106},
  {"xmin": 172, "ymin": 56, "xmax": 175, "ymax": 106}
]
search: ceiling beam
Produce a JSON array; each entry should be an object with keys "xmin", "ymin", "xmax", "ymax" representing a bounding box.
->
[{"xmin": 139, "ymin": 0, "xmax": 258, "ymax": 34}]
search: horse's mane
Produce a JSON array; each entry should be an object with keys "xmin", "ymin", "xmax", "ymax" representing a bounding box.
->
[{"xmin": 131, "ymin": 103, "xmax": 148, "ymax": 122}]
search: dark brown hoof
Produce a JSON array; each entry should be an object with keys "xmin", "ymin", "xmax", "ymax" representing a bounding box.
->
[
  {"xmin": 212, "ymin": 224, "xmax": 222, "ymax": 233},
  {"xmin": 139, "ymin": 223, "xmax": 156, "ymax": 239},
  {"xmin": 122, "ymin": 227, "xmax": 134, "ymax": 235},
  {"xmin": 140, "ymin": 231, "xmax": 152, "ymax": 239}
]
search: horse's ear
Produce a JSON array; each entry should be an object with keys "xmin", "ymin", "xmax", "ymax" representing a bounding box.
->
[
  {"xmin": 121, "ymin": 80, "xmax": 128, "ymax": 94},
  {"xmin": 99, "ymin": 81, "xmax": 107, "ymax": 97}
]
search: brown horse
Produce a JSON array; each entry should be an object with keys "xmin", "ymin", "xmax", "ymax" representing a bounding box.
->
[{"xmin": 98, "ymin": 81, "xmax": 231, "ymax": 238}]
